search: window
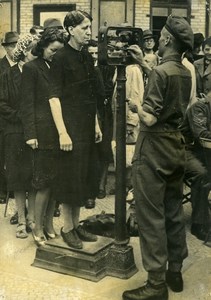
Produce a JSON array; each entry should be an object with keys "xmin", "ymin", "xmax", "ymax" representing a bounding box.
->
[{"xmin": 150, "ymin": 0, "xmax": 191, "ymax": 44}]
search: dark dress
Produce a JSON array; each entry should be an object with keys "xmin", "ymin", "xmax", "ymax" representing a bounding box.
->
[
  {"xmin": 20, "ymin": 58, "xmax": 59, "ymax": 190},
  {"xmin": 0, "ymin": 64, "xmax": 33, "ymax": 191},
  {"xmin": 49, "ymin": 44, "xmax": 97, "ymax": 206}
]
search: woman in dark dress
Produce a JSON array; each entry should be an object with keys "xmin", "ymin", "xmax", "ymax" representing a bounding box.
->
[
  {"xmin": 49, "ymin": 10, "xmax": 102, "ymax": 249},
  {"xmin": 0, "ymin": 34, "xmax": 38, "ymax": 238},
  {"xmin": 20, "ymin": 28, "xmax": 64, "ymax": 246}
]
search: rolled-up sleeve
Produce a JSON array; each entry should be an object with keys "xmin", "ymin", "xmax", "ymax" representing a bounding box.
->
[{"xmin": 143, "ymin": 68, "xmax": 166, "ymax": 118}]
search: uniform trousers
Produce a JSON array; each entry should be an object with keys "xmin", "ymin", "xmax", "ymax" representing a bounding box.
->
[{"xmin": 132, "ymin": 131, "xmax": 188, "ymax": 285}]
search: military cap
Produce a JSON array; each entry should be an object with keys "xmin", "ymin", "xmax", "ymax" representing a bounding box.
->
[{"xmin": 165, "ymin": 15, "xmax": 194, "ymax": 50}]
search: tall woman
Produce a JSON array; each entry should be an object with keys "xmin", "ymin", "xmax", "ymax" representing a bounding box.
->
[
  {"xmin": 0, "ymin": 34, "xmax": 38, "ymax": 238},
  {"xmin": 20, "ymin": 28, "xmax": 64, "ymax": 246},
  {"xmin": 49, "ymin": 10, "xmax": 102, "ymax": 249}
]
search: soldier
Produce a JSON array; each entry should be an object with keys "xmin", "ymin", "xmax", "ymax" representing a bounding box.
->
[{"xmin": 123, "ymin": 15, "xmax": 193, "ymax": 300}]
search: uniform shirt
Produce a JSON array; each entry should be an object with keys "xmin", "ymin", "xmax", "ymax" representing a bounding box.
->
[{"xmin": 141, "ymin": 54, "xmax": 191, "ymax": 132}]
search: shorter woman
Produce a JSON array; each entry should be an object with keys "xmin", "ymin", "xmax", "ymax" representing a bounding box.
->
[
  {"xmin": 0, "ymin": 34, "xmax": 38, "ymax": 238},
  {"xmin": 20, "ymin": 28, "xmax": 65, "ymax": 246}
]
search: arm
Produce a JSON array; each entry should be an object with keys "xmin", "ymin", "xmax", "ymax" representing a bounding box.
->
[
  {"xmin": 49, "ymin": 97, "xmax": 72, "ymax": 151},
  {"xmin": 127, "ymin": 45, "xmax": 152, "ymax": 77},
  {"xmin": 20, "ymin": 63, "xmax": 38, "ymax": 149},
  {"xmin": 95, "ymin": 113, "xmax": 102, "ymax": 143}
]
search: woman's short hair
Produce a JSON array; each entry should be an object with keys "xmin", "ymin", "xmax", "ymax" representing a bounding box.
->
[
  {"xmin": 13, "ymin": 34, "xmax": 38, "ymax": 62},
  {"xmin": 63, "ymin": 10, "xmax": 92, "ymax": 32},
  {"xmin": 32, "ymin": 27, "xmax": 64, "ymax": 57}
]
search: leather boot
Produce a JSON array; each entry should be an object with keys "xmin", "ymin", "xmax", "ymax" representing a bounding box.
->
[
  {"xmin": 122, "ymin": 281, "xmax": 168, "ymax": 300},
  {"xmin": 166, "ymin": 270, "xmax": 183, "ymax": 292}
]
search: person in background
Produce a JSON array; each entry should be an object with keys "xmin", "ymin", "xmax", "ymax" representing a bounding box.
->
[
  {"xmin": 142, "ymin": 29, "xmax": 159, "ymax": 69},
  {"xmin": 0, "ymin": 31, "xmax": 19, "ymax": 205},
  {"xmin": 30, "ymin": 25, "xmax": 44, "ymax": 38},
  {"xmin": 20, "ymin": 28, "xmax": 64, "ymax": 246},
  {"xmin": 194, "ymin": 36, "xmax": 211, "ymax": 97},
  {"xmin": 0, "ymin": 31, "xmax": 19, "ymax": 76},
  {"xmin": 181, "ymin": 95, "xmax": 211, "ymax": 244},
  {"xmin": 85, "ymin": 39, "xmax": 105, "ymax": 209},
  {"xmin": 0, "ymin": 34, "xmax": 38, "ymax": 238},
  {"xmin": 49, "ymin": 10, "xmax": 101, "ymax": 249},
  {"xmin": 192, "ymin": 32, "xmax": 204, "ymax": 61},
  {"xmin": 123, "ymin": 16, "xmax": 193, "ymax": 300}
]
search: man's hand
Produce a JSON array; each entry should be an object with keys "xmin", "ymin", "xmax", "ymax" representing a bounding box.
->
[
  {"xmin": 138, "ymin": 106, "xmax": 157, "ymax": 127},
  {"xmin": 127, "ymin": 45, "xmax": 144, "ymax": 62},
  {"xmin": 26, "ymin": 139, "xmax": 38, "ymax": 149},
  {"xmin": 95, "ymin": 125, "xmax": 102, "ymax": 143},
  {"xmin": 59, "ymin": 132, "xmax": 73, "ymax": 151}
]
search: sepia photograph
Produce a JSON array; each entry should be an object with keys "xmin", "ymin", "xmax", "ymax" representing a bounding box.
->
[{"xmin": 0, "ymin": 0, "xmax": 211, "ymax": 299}]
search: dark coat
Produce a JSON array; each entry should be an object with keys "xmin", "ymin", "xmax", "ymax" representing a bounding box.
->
[
  {"xmin": 20, "ymin": 57, "xmax": 59, "ymax": 149},
  {"xmin": 194, "ymin": 58, "xmax": 211, "ymax": 96},
  {"xmin": 0, "ymin": 56, "xmax": 10, "ymax": 77},
  {"xmin": 0, "ymin": 64, "xmax": 22, "ymax": 135}
]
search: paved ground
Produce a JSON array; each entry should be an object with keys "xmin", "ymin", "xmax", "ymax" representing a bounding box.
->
[{"xmin": 0, "ymin": 173, "xmax": 211, "ymax": 300}]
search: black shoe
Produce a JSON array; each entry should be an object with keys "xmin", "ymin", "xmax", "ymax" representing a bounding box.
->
[
  {"xmin": 191, "ymin": 224, "xmax": 207, "ymax": 241},
  {"xmin": 85, "ymin": 198, "xmax": 95, "ymax": 209},
  {"xmin": 10, "ymin": 212, "xmax": 18, "ymax": 225},
  {"xmin": 0, "ymin": 198, "xmax": 6, "ymax": 204},
  {"xmin": 61, "ymin": 227, "xmax": 83, "ymax": 249},
  {"xmin": 204, "ymin": 229, "xmax": 211, "ymax": 248},
  {"xmin": 54, "ymin": 207, "xmax": 60, "ymax": 217},
  {"xmin": 122, "ymin": 281, "xmax": 168, "ymax": 300},
  {"xmin": 166, "ymin": 270, "xmax": 183, "ymax": 292},
  {"xmin": 76, "ymin": 225, "xmax": 98, "ymax": 242},
  {"xmin": 97, "ymin": 189, "xmax": 106, "ymax": 199}
]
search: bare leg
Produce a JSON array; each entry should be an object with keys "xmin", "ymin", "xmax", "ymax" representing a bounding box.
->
[
  {"xmin": 72, "ymin": 206, "xmax": 80, "ymax": 228},
  {"xmin": 14, "ymin": 191, "xmax": 26, "ymax": 225},
  {"xmin": 44, "ymin": 198, "xmax": 56, "ymax": 234},
  {"xmin": 33, "ymin": 187, "xmax": 50, "ymax": 237},
  {"xmin": 62, "ymin": 203, "xmax": 74, "ymax": 233},
  {"xmin": 27, "ymin": 189, "xmax": 36, "ymax": 224},
  {"xmin": 99, "ymin": 162, "xmax": 109, "ymax": 192}
]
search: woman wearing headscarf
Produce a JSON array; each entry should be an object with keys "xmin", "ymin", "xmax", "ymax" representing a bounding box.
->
[
  {"xmin": 49, "ymin": 10, "xmax": 102, "ymax": 249},
  {"xmin": 20, "ymin": 28, "xmax": 64, "ymax": 246},
  {"xmin": 0, "ymin": 34, "xmax": 38, "ymax": 238}
]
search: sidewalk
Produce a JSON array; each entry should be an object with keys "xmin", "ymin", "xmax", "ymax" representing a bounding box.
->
[{"xmin": 0, "ymin": 182, "xmax": 211, "ymax": 300}]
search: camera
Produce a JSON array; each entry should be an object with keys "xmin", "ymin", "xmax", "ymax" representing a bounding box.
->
[{"xmin": 98, "ymin": 26, "xmax": 143, "ymax": 66}]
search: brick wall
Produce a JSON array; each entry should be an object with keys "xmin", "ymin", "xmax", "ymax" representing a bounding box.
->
[
  {"xmin": 20, "ymin": 0, "xmax": 90, "ymax": 34},
  {"xmin": 191, "ymin": 0, "xmax": 206, "ymax": 36},
  {"xmin": 20, "ymin": 0, "xmax": 207, "ymax": 37},
  {"xmin": 134, "ymin": 0, "xmax": 206, "ymax": 36},
  {"xmin": 135, "ymin": 0, "xmax": 150, "ymax": 30}
]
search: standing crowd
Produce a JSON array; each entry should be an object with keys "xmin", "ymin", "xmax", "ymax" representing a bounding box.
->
[{"xmin": 0, "ymin": 9, "xmax": 211, "ymax": 300}]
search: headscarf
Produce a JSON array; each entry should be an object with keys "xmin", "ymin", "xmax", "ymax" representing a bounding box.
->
[{"xmin": 13, "ymin": 34, "xmax": 38, "ymax": 62}]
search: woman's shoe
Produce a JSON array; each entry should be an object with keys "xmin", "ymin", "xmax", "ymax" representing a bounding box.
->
[
  {"xmin": 26, "ymin": 220, "xmax": 35, "ymax": 233},
  {"xmin": 32, "ymin": 230, "xmax": 46, "ymax": 247},
  {"xmin": 97, "ymin": 189, "xmax": 106, "ymax": 199},
  {"xmin": 10, "ymin": 212, "xmax": 18, "ymax": 225},
  {"xmin": 61, "ymin": 227, "xmax": 83, "ymax": 249},
  {"xmin": 43, "ymin": 229, "xmax": 59, "ymax": 240},
  {"xmin": 16, "ymin": 224, "xmax": 28, "ymax": 239}
]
